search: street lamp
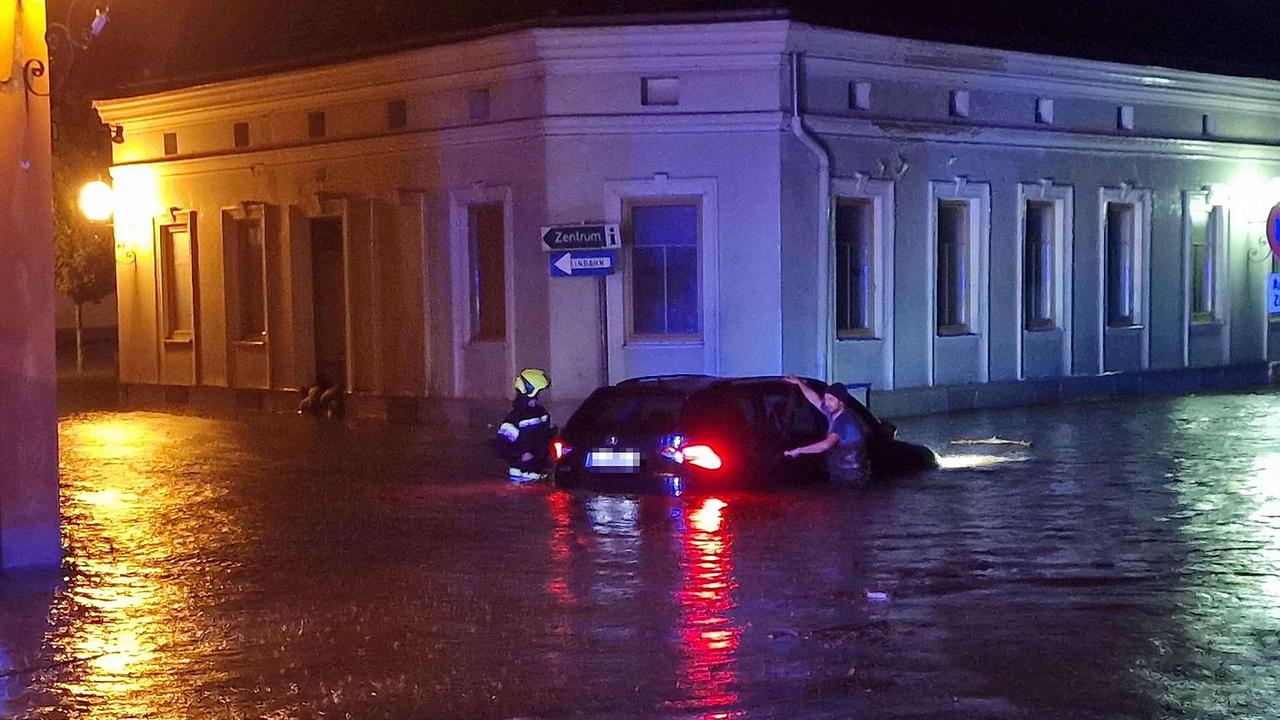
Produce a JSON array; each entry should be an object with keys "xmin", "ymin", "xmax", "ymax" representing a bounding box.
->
[
  {"xmin": 78, "ymin": 179, "xmax": 112, "ymax": 222},
  {"xmin": 78, "ymin": 179, "xmax": 133, "ymax": 263}
]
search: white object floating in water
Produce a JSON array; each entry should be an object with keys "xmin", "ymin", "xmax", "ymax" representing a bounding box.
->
[
  {"xmin": 866, "ymin": 591, "xmax": 890, "ymax": 602},
  {"xmin": 949, "ymin": 436, "xmax": 1033, "ymax": 447}
]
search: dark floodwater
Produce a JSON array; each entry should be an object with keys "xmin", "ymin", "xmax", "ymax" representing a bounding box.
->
[{"xmin": 2, "ymin": 392, "xmax": 1280, "ymax": 719}]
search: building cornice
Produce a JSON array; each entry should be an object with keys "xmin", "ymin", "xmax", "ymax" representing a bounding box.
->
[
  {"xmin": 791, "ymin": 23, "xmax": 1280, "ymax": 115},
  {"xmin": 94, "ymin": 21, "xmax": 791, "ymax": 130},
  {"xmin": 93, "ymin": 19, "xmax": 1280, "ymax": 140}
]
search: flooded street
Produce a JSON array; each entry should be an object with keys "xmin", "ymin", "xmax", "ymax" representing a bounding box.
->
[{"xmin": 3, "ymin": 391, "xmax": 1280, "ymax": 719}]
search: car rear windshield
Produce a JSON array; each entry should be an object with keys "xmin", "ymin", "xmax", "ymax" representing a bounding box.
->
[{"xmin": 566, "ymin": 389, "xmax": 686, "ymax": 434}]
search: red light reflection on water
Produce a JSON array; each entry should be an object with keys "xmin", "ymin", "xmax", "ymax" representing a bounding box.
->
[
  {"xmin": 669, "ymin": 497, "xmax": 743, "ymax": 719},
  {"xmin": 546, "ymin": 490, "xmax": 575, "ymax": 606}
]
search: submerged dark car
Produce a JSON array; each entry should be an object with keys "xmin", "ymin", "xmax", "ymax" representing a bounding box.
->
[{"xmin": 552, "ymin": 375, "xmax": 937, "ymax": 491}]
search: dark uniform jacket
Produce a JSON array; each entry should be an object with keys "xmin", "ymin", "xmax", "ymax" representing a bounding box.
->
[{"xmin": 495, "ymin": 396, "xmax": 554, "ymax": 473}]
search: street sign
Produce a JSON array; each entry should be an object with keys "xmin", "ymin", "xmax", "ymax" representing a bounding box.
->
[
  {"xmin": 541, "ymin": 224, "xmax": 620, "ymax": 252},
  {"xmin": 549, "ymin": 250, "xmax": 616, "ymax": 277},
  {"xmin": 1268, "ymin": 203, "xmax": 1280, "ymax": 261},
  {"xmin": 1269, "ymin": 272, "xmax": 1280, "ymax": 315}
]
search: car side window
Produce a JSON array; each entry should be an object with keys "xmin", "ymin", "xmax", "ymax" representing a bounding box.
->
[
  {"xmin": 683, "ymin": 391, "xmax": 741, "ymax": 434},
  {"xmin": 760, "ymin": 391, "xmax": 793, "ymax": 436},
  {"xmin": 790, "ymin": 402, "xmax": 828, "ymax": 443}
]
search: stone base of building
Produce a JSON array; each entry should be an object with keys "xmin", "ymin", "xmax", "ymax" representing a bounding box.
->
[
  {"xmin": 118, "ymin": 362, "xmax": 1277, "ymax": 427},
  {"xmin": 117, "ymin": 383, "xmax": 518, "ymax": 428},
  {"xmin": 870, "ymin": 362, "xmax": 1279, "ymax": 418}
]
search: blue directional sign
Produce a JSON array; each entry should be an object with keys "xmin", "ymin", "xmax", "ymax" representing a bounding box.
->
[
  {"xmin": 550, "ymin": 250, "xmax": 616, "ymax": 277},
  {"xmin": 1268, "ymin": 272, "xmax": 1280, "ymax": 315}
]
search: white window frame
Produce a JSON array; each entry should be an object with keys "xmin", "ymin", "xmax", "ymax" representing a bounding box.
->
[
  {"xmin": 1016, "ymin": 182, "xmax": 1073, "ymax": 377},
  {"xmin": 449, "ymin": 185, "xmax": 515, "ymax": 396},
  {"xmin": 155, "ymin": 209, "xmax": 201, "ymax": 385},
  {"xmin": 157, "ymin": 213, "xmax": 198, "ymax": 344},
  {"xmin": 604, "ymin": 176, "xmax": 719, "ymax": 381},
  {"xmin": 831, "ymin": 177, "xmax": 893, "ymax": 342},
  {"xmin": 222, "ymin": 204, "xmax": 270, "ymax": 344},
  {"xmin": 927, "ymin": 179, "xmax": 990, "ymax": 383},
  {"xmin": 1097, "ymin": 185, "xmax": 1152, "ymax": 369},
  {"xmin": 1182, "ymin": 191, "xmax": 1228, "ymax": 326},
  {"xmin": 929, "ymin": 180, "xmax": 989, "ymax": 336}
]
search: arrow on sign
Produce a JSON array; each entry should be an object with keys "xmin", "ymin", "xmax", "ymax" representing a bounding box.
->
[{"xmin": 549, "ymin": 250, "xmax": 616, "ymax": 277}]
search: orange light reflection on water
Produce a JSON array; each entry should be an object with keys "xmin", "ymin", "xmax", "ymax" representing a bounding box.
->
[{"xmin": 49, "ymin": 413, "xmax": 241, "ymax": 716}]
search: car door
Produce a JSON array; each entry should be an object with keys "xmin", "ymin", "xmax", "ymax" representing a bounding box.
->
[
  {"xmin": 784, "ymin": 393, "xmax": 831, "ymax": 484},
  {"xmin": 752, "ymin": 383, "xmax": 828, "ymax": 485}
]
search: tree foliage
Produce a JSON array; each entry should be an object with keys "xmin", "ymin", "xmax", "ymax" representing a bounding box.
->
[{"xmin": 51, "ymin": 96, "xmax": 114, "ymax": 307}]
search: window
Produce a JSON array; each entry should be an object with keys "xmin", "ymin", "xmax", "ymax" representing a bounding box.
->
[
  {"xmin": 626, "ymin": 202, "xmax": 699, "ymax": 338},
  {"xmin": 236, "ymin": 218, "xmax": 266, "ymax": 339},
  {"xmin": 233, "ymin": 122, "xmax": 250, "ymax": 148},
  {"xmin": 308, "ymin": 111, "xmax": 326, "ymax": 139},
  {"xmin": 163, "ymin": 132, "xmax": 178, "ymax": 156},
  {"xmin": 388, "ymin": 99, "xmax": 408, "ymax": 130},
  {"xmin": 1189, "ymin": 203, "xmax": 1224, "ymax": 322},
  {"xmin": 641, "ymin": 77, "xmax": 680, "ymax": 106},
  {"xmin": 1035, "ymin": 98, "xmax": 1054, "ymax": 125},
  {"xmin": 468, "ymin": 204, "xmax": 505, "ymax": 341},
  {"xmin": 1023, "ymin": 201, "xmax": 1056, "ymax": 329},
  {"xmin": 1118, "ymin": 105, "xmax": 1135, "ymax": 131},
  {"xmin": 936, "ymin": 200, "xmax": 971, "ymax": 333},
  {"xmin": 160, "ymin": 225, "xmax": 195, "ymax": 339},
  {"xmin": 849, "ymin": 81, "xmax": 871, "ymax": 111},
  {"xmin": 1105, "ymin": 202, "xmax": 1138, "ymax": 326},
  {"xmin": 835, "ymin": 198, "xmax": 874, "ymax": 337}
]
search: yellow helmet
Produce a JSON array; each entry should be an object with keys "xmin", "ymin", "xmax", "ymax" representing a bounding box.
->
[{"xmin": 514, "ymin": 368, "xmax": 550, "ymax": 397}]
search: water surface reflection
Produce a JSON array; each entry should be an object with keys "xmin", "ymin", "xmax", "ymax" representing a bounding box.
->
[{"xmin": 0, "ymin": 394, "xmax": 1278, "ymax": 718}]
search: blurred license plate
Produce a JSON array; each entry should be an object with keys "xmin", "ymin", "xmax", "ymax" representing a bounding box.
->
[{"xmin": 586, "ymin": 450, "xmax": 640, "ymax": 471}]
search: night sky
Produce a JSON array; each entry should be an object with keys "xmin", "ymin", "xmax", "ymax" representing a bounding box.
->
[{"xmin": 58, "ymin": 0, "xmax": 1280, "ymax": 97}]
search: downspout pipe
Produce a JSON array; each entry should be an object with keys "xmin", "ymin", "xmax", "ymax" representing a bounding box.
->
[{"xmin": 787, "ymin": 52, "xmax": 833, "ymax": 380}]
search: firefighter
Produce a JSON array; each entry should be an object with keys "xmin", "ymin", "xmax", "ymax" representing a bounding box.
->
[{"xmin": 496, "ymin": 368, "xmax": 554, "ymax": 483}]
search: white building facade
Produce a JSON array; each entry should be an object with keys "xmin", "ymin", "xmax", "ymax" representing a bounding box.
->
[{"xmin": 93, "ymin": 19, "xmax": 1280, "ymax": 421}]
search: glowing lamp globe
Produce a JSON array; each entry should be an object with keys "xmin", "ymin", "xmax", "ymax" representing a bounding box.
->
[{"xmin": 79, "ymin": 180, "xmax": 114, "ymax": 222}]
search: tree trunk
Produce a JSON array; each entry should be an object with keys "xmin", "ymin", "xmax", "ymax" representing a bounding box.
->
[{"xmin": 74, "ymin": 303, "xmax": 85, "ymax": 376}]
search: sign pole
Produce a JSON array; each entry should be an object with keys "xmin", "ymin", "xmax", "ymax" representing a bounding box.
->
[{"xmin": 598, "ymin": 276, "xmax": 610, "ymax": 385}]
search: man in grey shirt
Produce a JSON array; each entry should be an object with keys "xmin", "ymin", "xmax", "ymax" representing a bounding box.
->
[{"xmin": 782, "ymin": 376, "xmax": 869, "ymax": 486}]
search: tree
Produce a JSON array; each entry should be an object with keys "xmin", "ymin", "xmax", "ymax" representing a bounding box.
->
[{"xmin": 52, "ymin": 98, "xmax": 115, "ymax": 376}]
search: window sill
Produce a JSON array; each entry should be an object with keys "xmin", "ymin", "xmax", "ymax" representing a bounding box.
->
[
  {"xmin": 1023, "ymin": 323, "xmax": 1061, "ymax": 333},
  {"xmin": 1189, "ymin": 320, "xmax": 1223, "ymax": 335},
  {"xmin": 625, "ymin": 337, "xmax": 703, "ymax": 348},
  {"xmin": 163, "ymin": 335, "xmax": 193, "ymax": 346},
  {"xmin": 1105, "ymin": 323, "xmax": 1144, "ymax": 332},
  {"xmin": 836, "ymin": 334, "xmax": 883, "ymax": 343},
  {"xmin": 468, "ymin": 337, "xmax": 507, "ymax": 347},
  {"xmin": 232, "ymin": 338, "xmax": 268, "ymax": 348},
  {"xmin": 936, "ymin": 327, "xmax": 975, "ymax": 338}
]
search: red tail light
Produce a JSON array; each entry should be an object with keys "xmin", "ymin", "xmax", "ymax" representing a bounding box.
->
[
  {"xmin": 551, "ymin": 439, "xmax": 569, "ymax": 462},
  {"xmin": 680, "ymin": 444, "xmax": 723, "ymax": 470}
]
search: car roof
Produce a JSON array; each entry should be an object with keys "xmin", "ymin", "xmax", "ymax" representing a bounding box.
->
[{"xmin": 614, "ymin": 375, "xmax": 719, "ymax": 393}]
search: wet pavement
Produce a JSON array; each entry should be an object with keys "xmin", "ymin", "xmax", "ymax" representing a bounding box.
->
[{"xmin": 3, "ymin": 391, "xmax": 1280, "ymax": 719}]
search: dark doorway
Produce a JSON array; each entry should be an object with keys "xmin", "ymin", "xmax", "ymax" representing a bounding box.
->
[{"xmin": 310, "ymin": 217, "xmax": 347, "ymax": 388}]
